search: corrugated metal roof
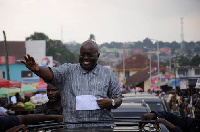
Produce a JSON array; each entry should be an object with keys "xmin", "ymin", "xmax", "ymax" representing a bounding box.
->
[
  {"xmin": 116, "ymin": 54, "xmax": 157, "ymax": 70},
  {"xmin": 0, "ymin": 41, "xmax": 26, "ymax": 60}
]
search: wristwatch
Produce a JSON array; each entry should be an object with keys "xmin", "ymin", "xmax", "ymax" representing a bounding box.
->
[{"xmin": 111, "ymin": 99, "xmax": 115, "ymax": 107}]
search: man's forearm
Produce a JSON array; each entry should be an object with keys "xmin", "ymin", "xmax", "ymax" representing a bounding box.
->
[
  {"xmin": 18, "ymin": 114, "xmax": 63, "ymax": 125},
  {"xmin": 33, "ymin": 66, "xmax": 53, "ymax": 82}
]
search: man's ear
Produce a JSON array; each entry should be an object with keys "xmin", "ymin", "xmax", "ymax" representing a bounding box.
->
[{"xmin": 97, "ymin": 53, "xmax": 100, "ymax": 57}]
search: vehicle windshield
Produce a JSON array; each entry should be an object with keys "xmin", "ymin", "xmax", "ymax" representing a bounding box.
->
[{"xmin": 147, "ymin": 102, "xmax": 165, "ymax": 112}]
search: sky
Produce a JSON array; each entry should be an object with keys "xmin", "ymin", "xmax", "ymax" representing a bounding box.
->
[{"xmin": 0, "ymin": 0, "xmax": 200, "ymax": 44}]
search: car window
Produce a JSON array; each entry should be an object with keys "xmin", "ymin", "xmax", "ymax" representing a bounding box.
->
[{"xmin": 147, "ymin": 102, "xmax": 165, "ymax": 112}]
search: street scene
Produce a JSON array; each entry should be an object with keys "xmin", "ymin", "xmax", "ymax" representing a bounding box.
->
[{"xmin": 0, "ymin": 0, "xmax": 200, "ymax": 132}]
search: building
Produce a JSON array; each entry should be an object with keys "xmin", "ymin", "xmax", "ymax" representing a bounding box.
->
[
  {"xmin": 115, "ymin": 54, "xmax": 170, "ymax": 91},
  {"xmin": 174, "ymin": 66, "xmax": 200, "ymax": 92},
  {"xmin": 0, "ymin": 40, "xmax": 53, "ymax": 83},
  {"xmin": 115, "ymin": 54, "xmax": 158, "ymax": 82}
]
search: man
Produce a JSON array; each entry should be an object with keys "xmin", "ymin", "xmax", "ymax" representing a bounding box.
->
[
  {"xmin": 0, "ymin": 114, "xmax": 63, "ymax": 132},
  {"xmin": 140, "ymin": 99, "xmax": 200, "ymax": 132},
  {"xmin": 15, "ymin": 92, "xmax": 25, "ymax": 103},
  {"xmin": 21, "ymin": 40, "xmax": 122, "ymax": 130},
  {"xmin": 35, "ymin": 84, "xmax": 62, "ymax": 115}
]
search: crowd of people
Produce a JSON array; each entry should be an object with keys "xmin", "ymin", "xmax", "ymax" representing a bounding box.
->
[{"xmin": 166, "ymin": 91, "xmax": 200, "ymax": 118}]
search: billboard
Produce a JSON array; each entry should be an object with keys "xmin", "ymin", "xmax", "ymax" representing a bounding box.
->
[
  {"xmin": 0, "ymin": 56, "xmax": 15, "ymax": 64},
  {"xmin": 25, "ymin": 40, "xmax": 46, "ymax": 64},
  {"xmin": 180, "ymin": 80, "xmax": 188, "ymax": 89},
  {"xmin": 38, "ymin": 56, "xmax": 53, "ymax": 67}
]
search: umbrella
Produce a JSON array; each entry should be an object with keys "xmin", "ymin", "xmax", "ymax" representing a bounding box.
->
[
  {"xmin": 168, "ymin": 79, "xmax": 180, "ymax": 87},
  {"xmin": 0, "ymin": 84, "xmax": 37, "ymax": 98},
  {"xmin": 0, "ymin": 88, "xmax": 20, "ymax": 97},
  {"xmin": 0, "ymin": 79, "xmax": 21, "ymax": 88},
  {"xmin": 9, "ymin": 81, "xmax": 21, "ymax": 88},
  {"xmin": 30, "ymin": 82, "xmax": 47, "ymax": 92},
  {"xmin": 0, "ymin": 79, "xmax": 9, "ymax": 87},
  {"xmin": 136, "ymin": 87, "xmax": 143, "ymax": 92},
  {"xmin": 21, "ymin": 84, "xmax": 37, "ymax": 93},
  {"xmin": 148, "ymin": 87, "xmax": 161, "ymax": 91}
]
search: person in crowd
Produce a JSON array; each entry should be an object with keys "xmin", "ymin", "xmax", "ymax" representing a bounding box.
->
[
  {"xmin": 171, "ymin": 94, "xmax": 177, "ymax": 112},
  {"xmin": 15, "ymin": 92, "xmax": 25, "ymax": 103},
  {"xmin": 35, "ymin": 84, "xmax": 62, "ymax": 115},
  {"xmin": 0, "ymin": 114, "xmax": 63, "ymax": 132},
  {"xmin": 0, "ymin": 105, "xmax": 8, "ymax": 116},
  {"xmin": 185, "ymin": 98, "xmax": 192, "ymax": 117},
  {"xmin": 178, "ymin": 96, "xmax": 185, "ymax": 117},
  {"xmin": 134, "ymin": 86, "xmax": 137, "ymax": 95},
  {"xmin": 21, "ymin": 40, "xmax": 122, "ymax": 130},
  {"xmin": 140, "ymin": 99, "xmax": 200, "ymax": 132}
]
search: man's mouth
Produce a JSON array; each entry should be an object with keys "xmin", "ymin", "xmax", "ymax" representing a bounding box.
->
[{"xmin": 83, "ymin": 61, "xmax": 90, "ymax": 65}]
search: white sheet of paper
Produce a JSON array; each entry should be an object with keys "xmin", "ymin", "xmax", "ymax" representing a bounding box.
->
[{"xmin": 76, "ymin": 95, "xmax": 101, "ymax": 110}]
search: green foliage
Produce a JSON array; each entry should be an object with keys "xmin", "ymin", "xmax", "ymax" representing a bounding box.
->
[
  {"xmin": 100, "ymin": 42, "xmax": 123, "ymax": 48},
  {"xmin": 89, "ymin": 34, "xmax": 95, "ymax": 41},
  {"xmin": 47, "ymin": 40, "xmax": 78, "ymax": 64},
  {"xmin": 26, "ymin": 32, "xmax": 200, "ymax": 67},
  {"xmin": 143, "ymin": 38, "xmax": 153, "ymax": 48},
  {"xmin": 178, "ymin": 56, "xmax": 190, "ymax": 66},
  {"xmin": 26, "ymin": 32, "xmax": 49, "ymax": 41},
  {"xmin": 191, "ymin": 54, "xmax": 200, "ymax": 66},
  {"xmin": 65, "ymin": 43, "xmax": 81, "ymax": 53}
]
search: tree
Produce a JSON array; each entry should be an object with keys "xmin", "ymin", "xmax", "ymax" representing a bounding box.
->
[
  {"xmin": 143, "ymin": 38, "xmax": 153, "ymax": 48},
  {"xmin": 26, "ymin": 32, "xmax": 49, "ymax": 41},
  {"xmin": 191, "ymin": 54, "xmax": 200, "ymax": 66},
  {"xmin": 89, "ymin": 34, "xmax": 95, "ymax": 41},
  {"xmin": 47, "ymin": 40, "xmax": 78, "ymax": 64},
  {"xmin": 178, "ymin": 56, "xmax": 190, "ymax": 66}
]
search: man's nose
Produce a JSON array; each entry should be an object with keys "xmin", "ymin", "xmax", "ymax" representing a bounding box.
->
[{"xmin": 83, "ymin": 54, "xmax": 90, "ymax": 59}]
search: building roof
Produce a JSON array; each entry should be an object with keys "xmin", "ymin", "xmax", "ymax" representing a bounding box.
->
[
  {"xmin": 116, "ymin": 54, "xmax": 158, "ymax": 71},
  {"xmin": 125, "ymin": 67, "xmax": 156, "ymax": 86},
  {"xmin": 0, "ymin": 41, "xmax": 26, "ymax": 60}
]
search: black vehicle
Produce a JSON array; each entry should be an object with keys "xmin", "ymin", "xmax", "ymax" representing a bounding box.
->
[
  {"xmin": 26, "ymin": 102, "xmax": 164, "ymax": 132},
  {"xmin": 122, "ymin": 95, "xmax": 170, "ymax": 112}
]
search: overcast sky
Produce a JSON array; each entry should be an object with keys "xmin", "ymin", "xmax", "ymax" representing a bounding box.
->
[{"xmin": 0, "ymin": 0, "xmax": 199, "ymax": 44}]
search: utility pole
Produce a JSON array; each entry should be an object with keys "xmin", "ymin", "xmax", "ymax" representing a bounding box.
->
[
  {"xmin": 151, "ymin": 39, "xmax": 160, "ymax": 88},
  {"xmin": 180, "ymin": 17, "xmax": 185, "ymax": 52},
  {"xmin": 156, "ymin": 41, "xmax": 160, "ymax": 77},
  {"xmin": 169, "ymin": 53, "xmax": 171, "ymax": 72},
  {"xmin": 122, "ymin": 45, "xmax": 125, "ymax": 85},
  {"xmin": 3, "ymin": 31, "xmax": 10, "ymax": 80}
]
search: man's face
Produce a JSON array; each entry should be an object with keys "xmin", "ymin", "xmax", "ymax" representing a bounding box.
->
[
  {"xmin": 47, "ymin": 85, "xmax": 60, "ymax": 103},
  {"xmin": 194, "ymin": 99, "xmax": 200, "ymax": 119},
  {"xmin": 79, "ymin": 42, "xmax": 99, "ymax": 71}
]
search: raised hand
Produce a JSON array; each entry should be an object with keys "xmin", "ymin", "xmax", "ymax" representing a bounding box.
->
[
  {"xmin": 156, "ymin": 118, "xmax": 175, "ymax": 131},
  {"xmin": 140, "ymin": 113, "xmax": 156, "ymax": 121},
  {"xmin": 21, "ymin": 54, "xmax": 39, "ymax": 72}
]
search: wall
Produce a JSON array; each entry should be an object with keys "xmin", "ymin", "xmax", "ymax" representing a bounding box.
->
[{"xmin": 0, "ymin": 62, "xmax": 39, "ymax": 81}]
